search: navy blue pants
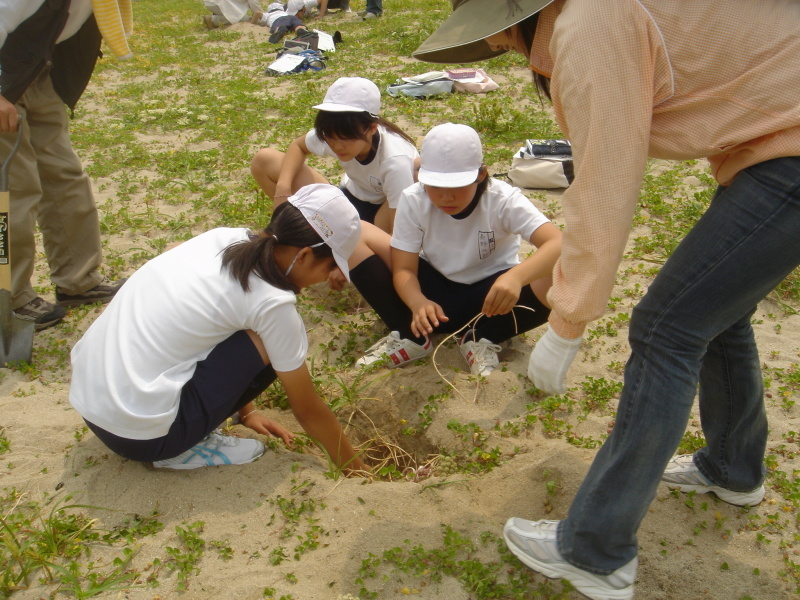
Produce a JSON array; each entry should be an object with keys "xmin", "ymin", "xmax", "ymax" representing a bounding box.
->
[{"xmin": 85, "ymin": 331, "xmax": 277, "ymax": 462}]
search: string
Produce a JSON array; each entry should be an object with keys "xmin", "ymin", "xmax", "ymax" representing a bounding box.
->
[{"xmin": 430, "ymin": 304, "xmax": 539, "ymax": 403}]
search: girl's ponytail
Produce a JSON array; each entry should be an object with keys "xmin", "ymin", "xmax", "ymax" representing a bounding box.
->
[{"xmin": 221, "ymin": 202, "xmax": 332, "ymax": 293}]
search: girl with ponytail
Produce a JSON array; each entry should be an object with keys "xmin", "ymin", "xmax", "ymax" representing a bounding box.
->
[{"xmin": 69, "ymin": 184, "xmax": 368, "ymax": 474}]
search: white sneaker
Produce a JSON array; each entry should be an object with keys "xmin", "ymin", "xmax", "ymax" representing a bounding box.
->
[
  {"xmin": 661, "ymin": 454, "xmax": 765, "ymax": 506},
  {"xmin": 503, "ymin": 519, "xmax": 636, "ymax": 600},
  {"xmin": 356, "ymin": 331, "xmax": 432, "ymax": 368},
  {"xmin": 153, "ymin": 432, "xmax": 265, "ymax": 470},
  {"xmin": 459, "ymin": 335, "xmax": 501, "ymax": 376}
]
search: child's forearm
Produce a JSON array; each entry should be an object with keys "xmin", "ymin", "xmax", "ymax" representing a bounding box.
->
[
  {"xmin": 276, "ymin": 139, "xmax": 309, "ymax": 198},
  {"xmin": 299, "ymin": 408, "xmax": 366, "ymax": 472},
  {"xmin": 393, "ymin": 269, "xmax": 427, "ymax": 311}
]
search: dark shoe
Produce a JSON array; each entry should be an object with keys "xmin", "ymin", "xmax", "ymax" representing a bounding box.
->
[
  {"xmin": 269, "ymin": 25, "xmax": 289, "ymax": 44},
  {"xmin": 55, "ymin": 277, "xmax": 127, "ymax": 307},
  {"xmin": 13, "ymin": 297, "xmax": 66, "ymax": 331}
]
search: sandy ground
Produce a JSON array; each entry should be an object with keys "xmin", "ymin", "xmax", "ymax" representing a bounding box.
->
[{"xmin": 2, "ymin": 11, "xmax": 799, "ymax": 600}]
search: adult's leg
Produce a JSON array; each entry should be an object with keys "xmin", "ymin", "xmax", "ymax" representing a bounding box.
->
[
  {"xmin": 87, "ymin": 331, "xmax": 276, "ymax": 462},
  {"xmin": 250, "ymin": 148, "xmax": 328, "ymax": 200},
  {"xmin": 557, "ymin": 156, "xmax": 800, "ymax": 573},
  {"xmin": 29, "ymin": 75, "xmax": 103, "ymax": 296},
  {"xmin": 365, "ymin": 0, "xmax": 382, "ymax": 15},
  {"xmin": 694, "ymin": 308, "xmax": 767, "ymax": 489},
  {"xmin": 1, "ymin": 82, "xmax": 44, "ymax": 309}
]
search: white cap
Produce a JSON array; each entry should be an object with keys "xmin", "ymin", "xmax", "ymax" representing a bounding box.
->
[
  {"xmin": 418, "ymin": 123, "xmax": 483, "ymax": 188},
  {"xmin": 286, "ymin": 0, "xmax": 305, "ymax": 15},
  {"xmin": 312, "ymin": 77, "xmax": 381, "ymax": 116},
  {"xmin": 288, "ymin": 184, "xmax": 361, "ymax": 280}
]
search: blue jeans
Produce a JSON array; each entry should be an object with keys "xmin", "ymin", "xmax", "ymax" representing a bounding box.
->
[
  {"xmin": 365, "ymin": 0, "xmax": 382, "ymax": 15},
  {"xmin": 557, "ymin": 156, "xmax": 800, "ymax": 573}
]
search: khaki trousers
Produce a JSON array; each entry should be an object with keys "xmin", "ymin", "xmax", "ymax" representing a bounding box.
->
[{"xmin": 0, "ymin": 73, "xmax": 103, "ymax": 309}]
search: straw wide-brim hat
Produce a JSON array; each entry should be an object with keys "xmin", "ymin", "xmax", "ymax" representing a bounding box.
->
[{"xmin": 413, "ymin": 0, "xmax": 554, "ymax": 64}]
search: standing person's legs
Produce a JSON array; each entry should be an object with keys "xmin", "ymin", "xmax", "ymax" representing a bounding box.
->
[
  {"xmin": 551, "ymin": 156, "xmax": 800, "ymax": 574},
  {"xmin": 1, "ymin": 83, "xmax": 45, "ymax": 311},
  {"xmin": 364, "ymin": 0, "xmax": 382, "ymax": 16},
  {"xmin": 31, "ymin": 75, "xmax": 104, "ymax": 297},
  {"xmin": 86, "ymin": 331, "xmax": 277, "ymax": 463}
]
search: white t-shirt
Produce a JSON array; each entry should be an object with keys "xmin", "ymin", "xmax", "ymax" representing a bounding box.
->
[
  {"xmin": 304, "ymin": 125, "xmax": 418, "ymax": 208},
  {"xmin": 69, "ymin": 228, "xmax": 308, "ymax": 440},
  {"xmin": 391, "ymin": 179, "xmax": 551, "ymax": 285}
]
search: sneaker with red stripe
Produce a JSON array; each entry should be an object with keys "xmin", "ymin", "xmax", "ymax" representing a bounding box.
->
[
  {"xmin": 459, "ymin": 335, "xmax": 502, "ymax": 377},
  {"xmin": 356, "ymin": 331, "xmax": 432, "ymax": 368}
]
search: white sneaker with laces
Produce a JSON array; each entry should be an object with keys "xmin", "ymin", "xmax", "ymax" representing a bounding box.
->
[
  {"xmin": 503, "ymin": 518, "xmax": 636, "ymax": 600},
  {"xmin": 153, "ymin": 432, "xmax": 265, "ymax": 470},
  {"xmin": 356, "ymin": 331, "xmax": 432, "ymax": 368},
  {"xmin": 459, "ymin": 336, "xmax": 501, "ymax": 376},
  {"xmin": 661, "ymin": 454, "xmax": 765, "ymax": 506}
]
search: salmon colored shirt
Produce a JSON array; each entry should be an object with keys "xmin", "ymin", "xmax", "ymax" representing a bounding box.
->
[{"xmin": 530, "ymin": 0, "xmax": 800, "ymax": 338}]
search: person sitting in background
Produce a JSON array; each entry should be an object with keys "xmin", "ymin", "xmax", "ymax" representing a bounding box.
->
[
  {"xmin": 316, "ymin": 0, "xmax": 351, "ymax": 18},
  {"xmin": 251, "ymin": 0, "xmax": 309, "ymax": 43}
]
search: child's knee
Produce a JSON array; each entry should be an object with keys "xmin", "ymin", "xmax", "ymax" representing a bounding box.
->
[{"xmin": 251, "ymin": 148, "xmax": 281, "ymax": 179}]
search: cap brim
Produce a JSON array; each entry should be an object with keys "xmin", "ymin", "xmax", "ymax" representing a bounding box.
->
[
  {"xmin": 332, "ymin": 251, "xmax": 351, "ymax": 281},
  {"xmin": 418, "ymin": 168, "xmax": 479, "ymax": 188},
  {"xmin": 413, "ymin": 0, "xmax": 554, "ymax": 64},
  {"xmin": 312, "ymin": 102, "xmax": 368, "ymax": 113}
]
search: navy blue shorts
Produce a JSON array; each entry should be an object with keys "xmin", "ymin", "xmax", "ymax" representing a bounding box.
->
[
  {"xmin": 85, "ymin": 331, "xmax": 278, "ymax": 462},
  {"xmin": 270, "ymin": 15, "xmax": 303, "ymax": 33},
  {"xmin": 341, "ymin": 186, "xmax": 382, "ymax": 223},
  {"xmin": 417, "ymin": 259, "xmax": 550, "ymax": 342}
]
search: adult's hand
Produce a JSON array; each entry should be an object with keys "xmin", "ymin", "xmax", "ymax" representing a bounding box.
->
[
  {"xmin": 527, "ymin": 327, "xmax": 582, "ymax": 395},
  {"xmin": 0, "ymin": 96, "xmax": 19, "ymax": 133}
]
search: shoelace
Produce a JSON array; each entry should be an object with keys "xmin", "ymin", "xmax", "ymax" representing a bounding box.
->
[
  {"xmin": 205, "ymin": 432, "xmax": 239, "ymax": 448},
  {"xmin": 367, "ymin": 334, "xmax": 403, "ymax": 355},
  {"xmin": 472, "ymin": 341, "xmax": 502, "ymax": 364}
]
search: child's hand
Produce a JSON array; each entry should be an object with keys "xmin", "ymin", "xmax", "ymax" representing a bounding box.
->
[
  {"xmin": 327, "ymin": 268, "xmax": 347, "ymax": 291},
  {"xmin": 482, "ymin": 272, "xmax": 522, "ymax": 317},
  {"xmin": 242, "ymin": 413, "xmax": 294, "ymax": 446},
  {"xmin": 410, "ymin": 299, "xmax": 448, "ymax": 338}
]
